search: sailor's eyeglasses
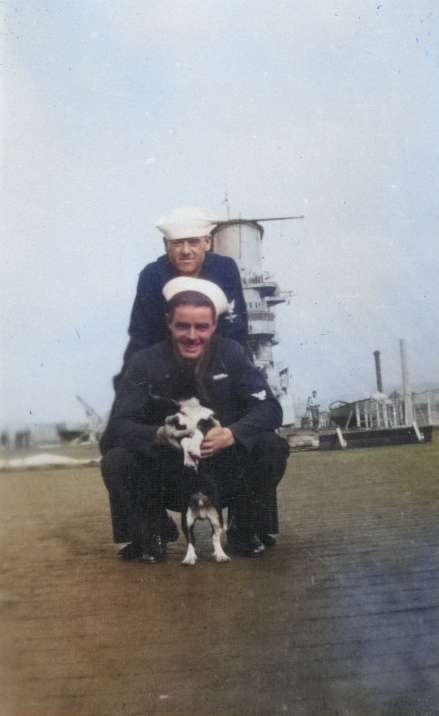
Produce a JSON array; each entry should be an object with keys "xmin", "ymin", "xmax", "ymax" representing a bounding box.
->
[{"xmin": 168, "ymin": 238, "xmax": 204, "ymax": 248}]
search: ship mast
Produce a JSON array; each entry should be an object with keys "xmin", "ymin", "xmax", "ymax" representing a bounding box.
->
[{"xmin": 211, "ymin": 214, "xmax": 303, "ymax": 425}]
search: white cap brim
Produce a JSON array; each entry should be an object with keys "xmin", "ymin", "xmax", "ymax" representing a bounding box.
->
[{"xmin": 163, "ymin": 277, "xmax": 229, "ymax": 315}]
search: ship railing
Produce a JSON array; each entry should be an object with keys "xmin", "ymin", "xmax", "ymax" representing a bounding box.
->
[
  {"xmin": 241, "ymin": 272, "xmax": 277, "ymax": 285},
  {"xmin": 413, "ymin": 389, "xmax": 439, "ymax": 427},
  {"xmin": 247, "ymin": 311, "xmax": 275, "ymax": 322}
]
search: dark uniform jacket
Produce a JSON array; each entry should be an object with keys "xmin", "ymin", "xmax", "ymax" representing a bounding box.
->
[
  {"xmin": 101, "ymin": 335, "xmax": 282, "ymax": 457},
  {"xmin": 121, "ymin": 252, "xmax": 248, "ymax": 370}
]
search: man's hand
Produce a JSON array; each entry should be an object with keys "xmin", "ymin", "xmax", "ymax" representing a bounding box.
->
[
  {"xmin": 156, "ymin": 415, "xmax": 191, "ymax": 450},
  {"xmin": 200, "ymin": 426, "xmax": 235, "ymax": 458}
]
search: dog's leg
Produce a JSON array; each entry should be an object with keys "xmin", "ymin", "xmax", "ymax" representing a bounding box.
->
[
  {"xmin": 180, "ymin": 430, "xmax": 204, "ymax": 469},
  {"xmin": 207, "ymin": 508, "xmax": 230, "ymax": 563},
  {"xmin": 180, "ymin": 502, "xmax": 189, "ymax": 541},
  {"xmin": 182, "ymin": 508, "xmax": 198, "ymax": 566},
  {"xmin": 180, "ymin": 437, "xmax": 195, "ymax": 469}
]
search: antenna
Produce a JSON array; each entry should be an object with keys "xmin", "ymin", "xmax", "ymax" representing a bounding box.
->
[
  {"xmin": 222, "ymin": 190, "xmax": 231, "ymax": 221},
  {"xmin": 215, "ymin": 215, "xmax": 304, "ymax": 225}
]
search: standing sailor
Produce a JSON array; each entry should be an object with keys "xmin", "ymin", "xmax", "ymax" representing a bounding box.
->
[{"xmin": 114, "ymin": 205, "xmax": 248, "ymax": 387}]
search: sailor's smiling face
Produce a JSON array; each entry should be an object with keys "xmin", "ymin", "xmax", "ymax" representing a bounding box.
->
[
  {"xmin": 164, "ymin": 235, "xmax": 212, "ymax": 277},
  {"xmin": 167, "ymin": 304, "xmax": 217, "ymax": 360}
]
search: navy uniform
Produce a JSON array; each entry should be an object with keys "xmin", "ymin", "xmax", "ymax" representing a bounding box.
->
[
  {"xmin": 115, "ymin": 205, "xmax": 248, "ymax": 387},
  {"xmin": 101, "ymin": 335, "xmax": 288, "ymax": 555},
  {"xmin": 120, "ymin": 251, "xmax": 248, "ymax": 372}
]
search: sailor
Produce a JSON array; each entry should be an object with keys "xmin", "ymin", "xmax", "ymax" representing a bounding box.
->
[
  {"xmin": 100, "ymin": 277, "xmax": 288, "ymax": 563},
  {"xmin": 307, "ymin": 390, "xmax": 320, "ymax": 429},
  {"xmin": 114, "ymin": 205, "xmax": 248, "ymax": 388}
]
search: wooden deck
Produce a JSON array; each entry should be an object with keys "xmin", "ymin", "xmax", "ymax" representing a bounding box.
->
[{"xmin": 0, "ymin": 437, "xmax": 438, "ymax": 715}]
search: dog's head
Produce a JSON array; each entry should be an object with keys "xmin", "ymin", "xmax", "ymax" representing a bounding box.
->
[
  {"xmin": 165, "ymin": 397, "xmax": 217, "ymax": 435},
  {"xmin": 167, "ymin": 398, "xmax": 219, "ymax": 469},
  {"xmin": 176, "ymin": 398, "xmax": 217, "ymax": 435},
  {"xmin": 189, "ymin": 491, "xmax": 213, "ymax": 510}
]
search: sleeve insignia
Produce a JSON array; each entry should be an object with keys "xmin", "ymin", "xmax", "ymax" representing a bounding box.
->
[{"xmin": 251, "ymin": 389, "xmax": 267, "ymax": 401}]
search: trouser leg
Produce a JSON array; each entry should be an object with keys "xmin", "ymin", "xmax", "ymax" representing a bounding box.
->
[
  {"xmin": 197, "ymin": 433, "xmax": 288, "ymax": 540},
  {"xmin": 210, "ymin": 445, "xmax": 267, "ymax": 555},
  {"xmin": 224, "ymin": 432, "xmax": 289, "ymax": 538},
  {"xmin": 247, "ymin": 432, "xmax": 289, "ymax": 536},
  {"xmin": 100, "ymin": 446, "xmax": 183, "ymax": 544},
  {"xmin": 101, "ymin": 448, "xmax": 143, "ymax": 543}
]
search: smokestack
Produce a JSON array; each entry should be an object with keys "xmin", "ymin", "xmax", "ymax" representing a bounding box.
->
[
  {"xmin": 373, "ymin": 350, "xmax": 383, "ymax": 393},
  {"xmin": 400, "ymin": 339, "xmax": 413, "ymax": 424}
]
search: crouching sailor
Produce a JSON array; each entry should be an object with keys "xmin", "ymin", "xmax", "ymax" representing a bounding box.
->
[{"xmin": 100, "ymin": 277, "xmax": 289, "ymax": 563}]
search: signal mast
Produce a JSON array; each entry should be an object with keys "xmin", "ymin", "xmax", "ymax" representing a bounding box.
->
[{"xmin": 211, "ymin": 211, "xmax": 303, "ymax": 425}]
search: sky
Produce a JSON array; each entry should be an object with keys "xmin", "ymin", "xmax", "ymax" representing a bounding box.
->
[{"xmin": 1, "ymin": 0, "xmax": 438, "ymax": 429}]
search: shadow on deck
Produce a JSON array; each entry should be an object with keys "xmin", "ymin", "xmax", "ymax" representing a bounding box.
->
[{"xmin": 0, "ymin": 437, "xmax": 438, "ymax": 715}]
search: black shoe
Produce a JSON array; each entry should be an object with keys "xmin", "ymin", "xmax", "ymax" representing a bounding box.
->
[
  {"xmin": 118, "ymin": 542, "xmax": 143, "ymax": 561},
  {"xmin": 260, "ymin": 534, "xmax": 277, "ymax": 547},
  {"xmin": 139, "ymin": 534, "xmax": 167, "ymax": 563},
  {"xmin": 227, "ymin": 529, "xmax": 265, "ymax": 557}
]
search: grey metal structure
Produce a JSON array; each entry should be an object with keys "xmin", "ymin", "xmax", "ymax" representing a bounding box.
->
[{"xmin": 212, "ymin": 215, "xmax": 303, "ymax": 425}]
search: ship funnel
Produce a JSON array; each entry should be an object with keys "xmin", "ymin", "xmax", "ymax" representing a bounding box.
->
[
  {"xmin": 373, "ymin": 351, "xmax": 383, "ymax": 393},
  {"xmin": 400, "ymin": 339, "xmax": 413, "ymax": 424}
]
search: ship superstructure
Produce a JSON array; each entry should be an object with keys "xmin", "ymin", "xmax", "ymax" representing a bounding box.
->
[{"xmin": 212, "ymin": 218, "xmax": 297, "ymax": 425}]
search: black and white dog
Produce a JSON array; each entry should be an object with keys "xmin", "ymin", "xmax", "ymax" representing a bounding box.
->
[{"xmin": 164, "ymin": 398, "xmax": 231, "ymax": 566}]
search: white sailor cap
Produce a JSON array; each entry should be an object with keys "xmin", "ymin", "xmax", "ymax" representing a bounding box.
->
[
  {"xmin": 162, "ymin": 277, "xmax": 229, "ymax": 316},
  {"xmin": 155, "ymin": 205, "xmax": 217, "ymax": 240}
]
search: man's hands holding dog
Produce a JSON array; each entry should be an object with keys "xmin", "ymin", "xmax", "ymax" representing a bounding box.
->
[
  {"xmin": 156, "ymin": 411, "xmax": 234, "ymax": 457},
  {"xmin": 200, "ymin": 426, "xmax": 235, "ymax": 457}
]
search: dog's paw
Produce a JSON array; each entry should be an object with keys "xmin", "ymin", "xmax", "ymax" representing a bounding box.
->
[
  {"xmin": 213, "ymin": 550, "xmax": 231, "ymax": 563},
  {"xmin": 182, "ymin": 554, "xmax": 197, "ymax": 566},
  {"xmin": 182, "ymin": 544, "xmax": 197, "ymax": 565},
  {"xmin": 183, "ymin": 453, "xmax": 199, "ymax": 468}
]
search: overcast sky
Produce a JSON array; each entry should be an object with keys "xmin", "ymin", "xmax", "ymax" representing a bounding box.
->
[{"xmin": 1, "ymin": 0, "xmax": 438, "ymax": 428}]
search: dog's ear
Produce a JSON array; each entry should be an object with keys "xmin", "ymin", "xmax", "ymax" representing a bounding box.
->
[
  {"xmin": 148, "ymin": 386, "xmax": 180, "ymax": 408},
  {"xmin": 196, "ymin": 418, "xmax": 215, "ymax": 435}
]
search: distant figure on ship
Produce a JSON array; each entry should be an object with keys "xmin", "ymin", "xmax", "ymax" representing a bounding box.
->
[{"xmin": 307, "ymin": 391, "xmax": 320, "ymax": 430}]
